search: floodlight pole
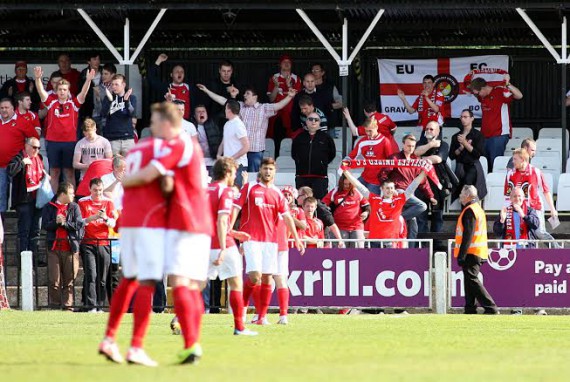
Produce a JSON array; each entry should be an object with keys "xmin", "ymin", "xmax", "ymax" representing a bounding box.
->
[{"xmin": 297, "ymin": 8, "xmax": 384, "ymax": 157}]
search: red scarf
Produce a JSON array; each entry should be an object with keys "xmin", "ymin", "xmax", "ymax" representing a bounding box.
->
[
  {"xmin": 51, "ymin": 202, "xmax": 71, "ymax": 251},
  {"xmin": 417, "ymin": 88, "xmax": 438, "ymax": 119},
  {"xmin": 25, "ymin": 153, "xmax": 44, "ymax": 193},
  {"xmin": 463, "ymin": 68, "xmax": 508, "ymax": 92},
  {"xmin": 342, "ymin": 158, "xmax": 442, "ymax": 190},
  {"xmin": 504, "ymin": 203, "xmax": 529, "ymax": 241}
]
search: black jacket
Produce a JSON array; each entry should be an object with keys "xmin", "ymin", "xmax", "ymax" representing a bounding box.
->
[
  {"xmin": 7, "ymin": 151, "xmax": 44, "ymax": 208},
  {"xmin": 42, "ymin": 199, "xmax": 84, "ymax": 253},
  {"xmin": 0, "ymin": 77, "xmax": 41, "ymax": 111},
  {"xmin": 191, "ymin": 117, "xmax": 223, "ymax": 160},
  {"xmin": 78, "ymin": 66, "xmax": 103, "ymax": 121},
  {"xmin": 291, "ymin": 130, "xmax": 336, "ymax": 177},
  {"xmin": 492, "ymin": 205, "xmax": 540, "ymax": 246}
]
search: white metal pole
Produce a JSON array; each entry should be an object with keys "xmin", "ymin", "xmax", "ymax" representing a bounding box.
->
[
  {"xmin": 124, "ymin": 18, "xmax": 130, "ymax": 63},
  {"xmin": 342, "ymin": 18, "xmax": 348, "ymax": 62},
  {"xmin": 516, "ymin": 8, "xmax": 562, "ymax": 63},
  {"xmin": 77, "ymin": 9, "xmax": 124, "ymax": 64},
  {"xmin": 129, "ymin": 8, "xmax": 167, "ymax": 65},
  {"xmin": 433, "ymin": 251, "xmax": 447, "ymax": 314},
  {"xmin": 563, "ymin": 16, "xmax": 567, "ymax": 61},
  {"xmin": 296, "ymin": 9, "xmax": 341, "ymax": 62},
  {"xmin": 348, "ymin": 9, "xmax": 384, "ymax": 64},
  {"xmin": 20, "ymin": 251, "xmax": 33, "ymax": 311}
]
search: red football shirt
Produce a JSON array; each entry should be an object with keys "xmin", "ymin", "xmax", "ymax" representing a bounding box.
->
[
  {"xmin": 303, "ymin": 216, "xmax": 324, "ymax": 249},
  {"xmin": 412, "ymin": 89, "xmax": 444, "ymax": 129},
  {"xmin": 44, "ymin": 93, "xmax": 82, "ymax": 142},
  {"xmin": 235, "ymin": 181, "xmax": 290, "ymax": 242},
  {"xmin": 348, "ymin": 134, "xmax": 391, "ymax": 185},
  {"xmin": 169, "ymin": 83, "xmax": 191, "ymax": 120},
  {"xmin": 322, "ymin": 188, "xmax": 369, "ymax": 231},
  {"xmin": 0, "ymin": 113, "xmax": 39, "ymax": 167},
  {"xmin": 357, "ymin": 112, "xmax": 399, "ymax": 155},
  {"xmin": 477, "ymin": 86, "xmax": 513, "ymax": 138},
  {"xmin": 46, "ymin": 69, "xmax": 80, "ymax": 96},
  {"xmin": 15, "ymin": 110, "xmax": 41, "ymax": 135},
  {"xmin": 504, "ymin": 164, "xmax": 549, "ymax": 211},
  {"xmin": 78, "ymin": 196, "xmax": 116, "ymax": 245},
  {"xmin": 208, "ymin": 181, "xmax": 236, "ymax": 250},
  {"xmin": 368, "ymin": 193, "xmax": 406, "ymax": 240}
]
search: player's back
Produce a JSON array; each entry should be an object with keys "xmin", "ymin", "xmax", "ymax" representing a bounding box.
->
[
  {"xmin": 207, "ymin": 181, "xmax": 235, "ymax": 249},
  {"xmin": 121, "ymin": 137, "xmax": 169, "ymax": 228}
]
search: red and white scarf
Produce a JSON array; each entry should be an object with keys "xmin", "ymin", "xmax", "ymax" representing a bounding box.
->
[
  {"xmin": 417, "ymin": 88, "xmax": 438, "ymax": 119},
  {"xmin": 504, "ymin": 203, "xmax": 529, "ymax": 241},
  {"xmin": 463, "ymin": 68, "xmax": 509, "ymax": 92},
  {"xmin": 25, "ymin": 154, "xmax": 44, "ymax": 192}
]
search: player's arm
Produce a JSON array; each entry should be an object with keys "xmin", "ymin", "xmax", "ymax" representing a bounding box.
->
[
  {"xmin": 33, "ymin": 67, "xmax": 48, "ymax": 103},
  {"xmin": 121, "ymin": 163, "xmax": 164, "ymax": 188},
  {"xmin": 196, "ymin": 84, "xmax": 227, "ymax": 106},
  {"xmin": 342, "ymin": 108, "xmax": 359, "ymax": 137},
  {"xmin": 283, "ymin": 213, "xmax": 305, "ymax": 255},
  {"xmin": 404, "ymin": 172, "xmax": 427, "ymax": 199},
  {"xmin": 342, "ymin": 168, "xmax": 370, "ymax": 198}
]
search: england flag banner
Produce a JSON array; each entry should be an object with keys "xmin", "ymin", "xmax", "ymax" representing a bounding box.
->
[{"xmin": 378, "ymin": 55, "xmax": 509, "ymax": 122}]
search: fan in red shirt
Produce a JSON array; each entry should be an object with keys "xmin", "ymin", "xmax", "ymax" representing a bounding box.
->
[
  {"xmin": 322, "ymin": 174, "xmax": 370, "ymax": 248},
  {"xmin": 232, "ymin": 157, "xmax": 304, "ymax": 326},
  {"xmin": 35, "ymin": 66, "xmax": 95, "ymax": 192},
  {"xmin": 397, "ymin": 75, "xmax": 444, "ymax": 132},
  {"xmin": 302, "ymin": 196, "xmax": 325, "ymax": 249},
  {"xmin": 150, "ymin": 54, "xmax": 192, "ymax": 120},
  {"xmin": 15, "ymin": 92, "xmax": 41, "ymax": 137},
  {"xmin": 46, "ymin": 54, "xmax": 81, "ymax": 96}
]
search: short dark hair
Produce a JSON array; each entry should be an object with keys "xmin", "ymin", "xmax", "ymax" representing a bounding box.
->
[
  {"xmin": 219, "ymin": 60, "xmax": 234, "ymax": 69},
  {"xmin": 171, "ymin": 64, "xmax": 185, "ymax": 74},
  {"xmin": 56, "ymin": 182, "xmax": 73, "ymax": 197},
  {"xmin": 0, "ymin": 97, "xmax": 13, "ymax": 106},
  {"xmin": 89, "ymin": 177, "xmax": 103, "ymax": 188},
  {"xmin": 461, "ymin": 108, "xmax": 474, "ymax": 117},
  {"xmin": 363, "ymin": 101, "xmax": 377, "ymax": 113},
  {"xmin": 381, "ymin": 179, "xmax": 395, "ymax": 188},
  {"xmin": 212, "ymin": 157, "xmax": 238, "ymax": 181},
  {"xmin": 111, "ymin": 74, "xmax": 126, "ymax": 83},
  {"xmin": 469, "ymin": 77, "xmax": 487, "ymax": 91},
  {"xmin": 86, "ymin": 50, "xmax": 101, "ymax": 61},
  {"xmin": 244, "ymin": 86, "xmax": 258, "ymax": 97},
  {"xmin": 16, "ymin": 92, "xmax": 31, "ymax": 103},
  {"xmin": 225, "ymin": 99, "xmax": 240, "ymax": 115},
  {"xmin": 102, "ymin": 63, "xmax": 117, "ymax": 74},
  {"xmin": 172, "ymin": 99, "xmax": 186, "ymax": 105},
  {"xmin": 311, "ymin": 62, "xmax": 325, "ymax": 72},
  {"xmin": 261, "ymin": 157, "xmax": 276, "ymax": 167},
  {"xmin": 298, "ymin": 95, "xmax": 314, "ymax": 107},
  {"xmin": 49, "ymin": 71, "xmax": 63, "ymax": 81},
  {"xmin": 423, "ymin": 75, "xmax": 435, "ymax": 82},
  {"xmin": 402, "ymin": 134, "xmax": 416, "ymax": 144}
]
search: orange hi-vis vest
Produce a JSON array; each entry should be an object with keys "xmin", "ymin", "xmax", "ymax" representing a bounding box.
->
[{"xmin": 454, "ymin": 201, "xmax": 488, "ymax": 259}]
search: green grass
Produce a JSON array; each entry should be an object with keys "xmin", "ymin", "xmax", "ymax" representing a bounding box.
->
[{"xmin": 1, "ymin": 311, "xmax": 570, "ymax": 381}]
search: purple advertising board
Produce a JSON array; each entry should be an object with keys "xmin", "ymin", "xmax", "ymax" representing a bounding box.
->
[
  {"xmin": 284, "ymin": 247, "xmax": 430, "ymax": 308},
  {"xmin": 450, "ymin": 248, "xmax": 570, "ymax": 308}
]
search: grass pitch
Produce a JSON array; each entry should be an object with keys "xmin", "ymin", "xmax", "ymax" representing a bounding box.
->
[{"xmin": 1, "ymin": 311, "xmax": 569, "ymax": 382}]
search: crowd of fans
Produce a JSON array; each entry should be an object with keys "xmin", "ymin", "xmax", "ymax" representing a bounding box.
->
[{"xmin": 0, "ymin": 49, "xmax": 561, "ymax": 310}]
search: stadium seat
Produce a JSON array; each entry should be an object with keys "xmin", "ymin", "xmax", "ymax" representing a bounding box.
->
[
  {"xmin": 274, "ymin": 172, "xmax": 296, "ymax": 188},
  {"xmin": 328, "ymin": 172, "xmax": 337, "ymax": 191},
  {"xmin": 265, "ymin": 138, "xmax": 275, "ymax": 158},
  {"xmin": 447, "ymin": 157, "xmax": 456, "ymax": 172},
  {"xmin": 536, "ymin": 138, "xmax": 562, "ymax": 160},
  {"xmin": 504, "ymin": 138, "xmax": 525, "ymax": 155},
  {"xmin": 479, "ymin": 156, "xmax": 488, "ymax": 177},
  {"xmin": 442, "ymin": 127, "xmax": 459, "ymax": 146},
  {"xmin": 279, "ymin": 138, "xmax": 293, "ymax": 157},
  {"xmin": 276, "ymin": 156, "xmax": 296, "ymax": 171},
  {"xmin": 538, "ymin": 128, "xmax": 569, "ymax": 148},
  {"xmin": 483, "ymin": 173, "xmax": 507, "ymax": 211},
  {"xmin": 448, "ymin": 197, "xmax": 462, "ymax": 212},
  {"xmin": 532, "ymin": 156, "xmax": 561, "ymax": 192},
  {"xmin": 512, "ymin": 127, "xmax": 533, "ymax": 140},
  {"xmin": 556, "ymin": 174, "xmax": 570, "ymax": 211},
  {"xmin": 492, "ymin": 156, "xmax": 510, "ymax": 173}
]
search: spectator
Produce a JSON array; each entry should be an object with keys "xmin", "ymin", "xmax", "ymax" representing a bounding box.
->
[
  {"xmin": 0, "ymin": 98, "xmax": 39, "ymax": 215},
  {"xmin": 468, "ymin": 74, "xmax": 523, "ymax": 172},
  {"xmin": 311, "ymin": 62, "xmax": 343, "ymax": 110},
  {"xmin": 343, "ymin": 102, "xmax": 399, "ymax": 155},
  {"xmin": 302, "ymin": 197, "xmax": 325, "ymax": 248},
  {"xmin": 166, "ymin": 97, "xmax": 196, "ymax": 137},
  {"xmin": 34, "ymin": 66, "xmax": 95, "ymax": 192},
  {"xmin": 449, "ymin": 109, "xmax": 487, "ymax": 203},
  {"xmin": 297, "ymin": 95, "xmax": 328, "ymax": 133},
  {"xmin": 0, "ymin": 61, "xmax": 40, "ymax": 111},
  {"xmin": 267, "ymin": 54, "xmax": 302, "ymax": 146},
  {"xmin": 101, "ymin": 74, "xmax": 137, "ymax": 156},
  {"xmin": 380, "ymin": 134, "xmax": 436, "ymax": 245},
  {"xmin": 505, "ymin": 148, "xmax": 559, "ymax": 244},
  {"xmin": 342, "ymin": 168, "xmax": 426, "ymax": 248},
  {"xmin": 73, "ymin": 118, "xmax": 113, "ymax": 180},
  {"xmin": 192, "ymin": 105, "xmax": 222, "ymax": 173},
  {"xmin": 322, "ymin": 174, "xmax": 369, "ymax": 248},
  {"xmin": 38, "ymin": 72, "xmax": 64, "ymax": 121},
  {"xmin": 216, "ymin": 100, "xmax": 249, "ymax": 185},
  {"xmin": 281, "ymin": 185, "xmax": 307, "ymax": 239},
  {"xmin": 290, "ymin": 73, "xmax": 334, "ymax": 136},
  {"xmin": 506, "ymin": 138, "xmax": 536, "ymax": 171},
  {"xmin": 78, "ymin": 178, "xmax": 117, "ymax": 312},
  {"xmin": 7, "ymin": 137, "xmax": 46, "ymax": 259},
  {"xmin": 149, "ymin": 53, "xmax": 194, "ymax": 120},
  {"xmin": 198, "ymin": 84, "xmax": 296, "ymax": 172},
  {"xmin": 93, "ymin": 63, "xmax": 116, "ymax": 133},
  {"xmin": 48, "ymin": 53, "xmax": 81, "ymax": 96},
  {"xmin": 101, "ymin": 156, "xmax": 126, "ymax": 210},
  {"xmin": 208, "ymin": 60, "xmax": 240, "ymax": 120},
  {"xmin": 78, "ymin": 50, "xmax": 103, "ymax": 126},
  {"xmin": 397, "ymin": 74, "xmax": 444, "ymax": 135},
  {"xmin": 15, "ymin": 92, "xmax": 41, "ymax": 137},
  {"xmin": 297, "ymin": 186, "xmax": 345, "ymax": 248},
  {"xmin": 414, "ymin": 121, "xmax": 449, "ymax": 236},
  {"xmin": 291, "ymin": 112, "xmax": 336, "ymax": 199},
  {"xmin": 493, "ymin": 187, "xmax": 540, "ymax": 246},
  {"xmin": 42, "ymin": 182, "xmax": 83, "ymax": 311},
  {"xmin": 345, "ymin": 117, "xmax": 392, "ymax": 195}
]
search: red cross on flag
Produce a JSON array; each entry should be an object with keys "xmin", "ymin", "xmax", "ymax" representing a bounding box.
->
[{"xmin": 378, "ymin": 55, "xmax": 509, "ymax": 122}]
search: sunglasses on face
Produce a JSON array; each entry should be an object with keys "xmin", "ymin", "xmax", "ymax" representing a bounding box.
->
[{"xmin": 307, "ymin": 117, "xmax": 320, "ymax": 122}]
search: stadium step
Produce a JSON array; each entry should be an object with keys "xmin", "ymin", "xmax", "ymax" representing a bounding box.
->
[
  {"xmin": 6, "ymin": 285, "xmax": 83, "ymax": 308},
  {"xmin": 4, "ymin": 265, "xmax": 85, "ymax": 287}
]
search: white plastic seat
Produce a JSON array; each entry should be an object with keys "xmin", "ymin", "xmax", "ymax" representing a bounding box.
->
[
  {"xmin": 538, "ymin": 128, "xmax": 562, "ymax": 139},
  {"xmin": 264, "ymin": 138, "xmax": 275, "ymax": 158},
  {"xmin": 556, "ymin": 173, "xmax": 570, "ymax": 211},
  {"xmin": 483, "ymin": 173, "xmax": 507, "ymax": 211},
  {"xmin": 479, "ymin": 156, "xmax": 489, "ymax": 176},
  {"xmin": 279, "ymin": 138, "xmax": 293, "ymax": 157},
  {"xmin": 504, "ymin": 138, "xmax": 525, "ymax": 155},
  {"xmin": 492, "ymin": 156, "xmax": 511, "ymax": 173},
  {"xmin": 532, "ymin": 156, "xmax": 561, "ymax": 192},
  {"xmin": 442, "ymin": 127, "xmax": 459, "ymax": 145},
  {"xmin": 536, "ymin": 138, "xmax": 562, "ymax": 160},
  {"xmin": 328, "ymin": 172, "xmax": 337, "ymax": 191},
  {"xmin": 274, "ymin": 172, "xmax": 296, "ymax": 188},
  {"xmin": 512, "ymin": 127, "xmax": 533, "ymax": 140},
  {"xmin": 276, "ymin": 156, "xmax": 296, "ymax": 171}
]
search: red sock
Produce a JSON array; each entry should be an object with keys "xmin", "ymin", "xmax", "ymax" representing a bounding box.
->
[
  {"xmin": 243, "ymin": 279, "xmax": 255, "ymax": 307},
  {"xmin": 258, "ymin": 283, "xmax": 273, "ymax": 319},
  {"xmin": 130, "ymin": 285, "xmax": 154, "ymax": 348},
  {"xmin": 173, "ymin": 286, "xmax": 196, "ymax": 349},
  {"xmin": 229, "ymin": 290, "xmax": 245, "ymax": 331},
  {"xmin": 190, "ymin": 289, "xmax": 203, "ymax": 345},
  {"xmin": 105, "ymin": 278, "xmax": 138, "ymax": 339},
  {"xmin": 252, "ymin": 283, "xmax": 261, "ymax": 316},
  {"xmin": 277, "ymin": 288, "xmax": 289, "ymax": 316}
]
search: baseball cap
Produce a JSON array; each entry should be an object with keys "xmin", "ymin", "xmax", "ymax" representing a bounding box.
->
[
  {"xmin": 15, "ymin": 61, "xmax": 27, "ymax": 70},
  {"xmin": 279, "ymin": 54, "xmax": 292, "ymax": 65}
]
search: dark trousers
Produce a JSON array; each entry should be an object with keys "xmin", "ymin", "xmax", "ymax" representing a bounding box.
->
[
  {"xmin": 106, "ymin": 263, "xmax": 120, "ymax": 303},
  {"xmin": 462, "ymin": 254, "xmax": 498, "ymax": 314},
  {"xmin": 15, "ymin": 201, "xmax": 42, "ymax": 255},
  {"xmin": 484, "ymin": 134, "xmax": 509, "ymax": 172},
  {"xmin": 296, "ymin": 176, "xmax": 328, "ymax": 200},
  {"xmin": 80, "ymin": 244, "xmax": 111, "ymax": 308}
]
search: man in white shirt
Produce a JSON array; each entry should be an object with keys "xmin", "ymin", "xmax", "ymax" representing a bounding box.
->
[
  {"xmin": 217, "ymin": 100, "xmax": 249, "ymax": 186},
  {"xmin": 73, "ymin": 118, "xmax": 113, "ymax": 180},
  {"xmin": 101, "ymin": 156, "xmax": 125, "ymax": 210}
]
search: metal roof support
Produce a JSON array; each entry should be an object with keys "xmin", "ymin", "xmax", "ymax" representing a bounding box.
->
[
  {"xmin": 516, "ymin": 8, "xmax": 564, "ymax": 63},
  {"xmin": 77, "ymin": 8, "xmax": 125, "ymax": 64},
  {"xmin": 129, "ymin": 8, "xmax": 167, "ymax": 64}
]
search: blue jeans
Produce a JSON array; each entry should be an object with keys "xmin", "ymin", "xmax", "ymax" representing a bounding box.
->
[
  {"xmin": 484, "ymin": 134, "xmax": 509, "ymax": 172},
  {"xmin": 0, "ymin": 167, "xmax": 9, "ymax": 212},
  {"xmin": 202, "ymin": 280, "xmax": 211, "ymax": 313},
  {"xmin": 402, "ymin": 195, "xmax": 427, "ymax": 248},
  {"xmin": 358, "ymin": 177, "xmax": 381, "ymax": 195},
  {"xmin": 247, "ymin": 151, "xmax": 264, "ymax": 172},
  {"xmin": 15, "ymin": 201, "xmax": 43, "ymax": 255}
]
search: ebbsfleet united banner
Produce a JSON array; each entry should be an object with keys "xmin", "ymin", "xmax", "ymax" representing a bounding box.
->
[{"xmin": 378, "ymin": 55, "xmax": 509, "ymax": 122}]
